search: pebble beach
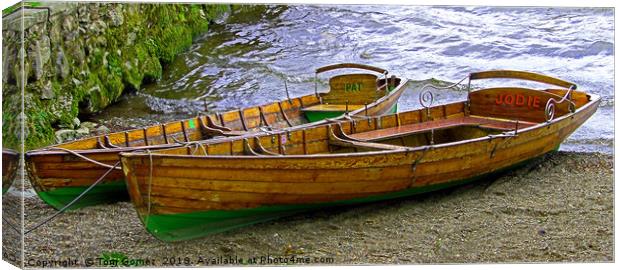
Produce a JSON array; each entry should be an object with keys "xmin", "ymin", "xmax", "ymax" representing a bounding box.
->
[{"xmin": 2, "ymin": 151, "xmax": 613, "ymax": 266}]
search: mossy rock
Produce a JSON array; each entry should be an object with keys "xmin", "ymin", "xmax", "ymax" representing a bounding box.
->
[{"xmin": 6, "ymin": 3, "xmax": 238, "ymax": 149}]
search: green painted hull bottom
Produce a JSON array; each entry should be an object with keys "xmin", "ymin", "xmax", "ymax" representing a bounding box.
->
[
  {"xmin": 144, "ymin": 150, "xmax": 556, "ymax": 242},
  {"xmin": 303, "ymin": 103, "xmax": 398, "ymax": 123},
  {"xmin": 37, "ymin": 181, "xmax": 128, "ymax": 210},
  {"xmin": 304, "ymin": 111, "xmax": 346, "ymax": 123}
]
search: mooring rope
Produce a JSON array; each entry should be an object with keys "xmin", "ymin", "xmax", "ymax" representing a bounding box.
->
[
  {"xmin": 169, "ymin": 135, "xmax": 207, "ymax": 155},
  {"xmin": 420, "ymin": 76, "xmax": 469, "ymax": 92},
  {"xmin": 144, "ymin": 149, "xmax": 153, "ymax": 228},
  {"xmin": 45, "ymin": 147, "xmax": 121, "ymax": 170},
  {"xmin": 2, "ymin": 215, "xmax": 21, "ymax": 234},
  {"xmin": 24, "ymin": 161, "xmax": 120, "ymax": 235}
]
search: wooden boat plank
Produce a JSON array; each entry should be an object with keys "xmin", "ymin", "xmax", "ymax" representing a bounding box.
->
[
  {"xmin": 414, "ymin": 132, "xmax": 558, "ymax": 178},
  {"xmin": 141, "ymin": 189, "xmax": 390, "ymax": 209},
  {"xmin": 129, "ymin": 165, "xmax": 413, "ymax": 183},
  {"xmin": 469, "ymin": 70, "xmax": 577, "ymax": 89},
  {"xmin": 136, "ymin": 177, "xmax": 411, "ymax": 196},
  {"xmin": 469, "ymin": 87, "xmax": 571, "ymax": 122}
]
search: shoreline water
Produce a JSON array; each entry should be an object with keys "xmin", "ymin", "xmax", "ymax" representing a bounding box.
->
[{"xmin": 2, "ymin": 151, "xmax": 613, "ymax": 266}]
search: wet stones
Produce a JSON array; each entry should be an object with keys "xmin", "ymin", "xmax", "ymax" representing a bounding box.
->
[
  {"xmin": 55, "ymin": 129, "xmax": 78, "ymax": 143},
  {"xmin": 95, "ymin": 125, "xmax": 111, "ymax": 135},
  {"xmin": 55, "ymin": 119, "xmax": 110, "ymax": 143}
]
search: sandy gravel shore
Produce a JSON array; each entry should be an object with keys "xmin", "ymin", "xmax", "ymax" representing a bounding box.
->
[{"xmin": 2, "ymin": 151, "xmax": 613, "ymax": 267}]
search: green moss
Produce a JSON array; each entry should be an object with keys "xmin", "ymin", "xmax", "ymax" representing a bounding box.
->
[
  {"xmin": 2, "ymin": 103, "xmax": 19, "ymax": 149},
  {"xmin": 19, "ymin": 3, "xmax": 234, "ymax": 149}
]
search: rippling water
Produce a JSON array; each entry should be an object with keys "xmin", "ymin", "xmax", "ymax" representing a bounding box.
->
[{"xmin": 92, "ymin": 5, "xmax": 614, "ymax": 153}]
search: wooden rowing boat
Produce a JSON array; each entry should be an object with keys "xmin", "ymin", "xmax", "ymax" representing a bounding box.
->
[
  {"xmin": 120, "ymin": 70, "xmax": 600, "ymax": 241},
  {"xmin": 25, "ymin": 63, "xmax": 408, "ymax": 210},
  {"xmin": 2, "ymin": 148, "xmax": 19, "ymax": 194}
]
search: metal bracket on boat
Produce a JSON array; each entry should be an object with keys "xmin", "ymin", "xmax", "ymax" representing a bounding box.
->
[
  {"xmin": 345, "ymin": 100, "xmax": 349, "ymax": 116},
  {"xmin": 421, "ymin": 75, "xmax": 470, "ymax": 114},
  {"xmin": 544, "ymin": 84, "xmax": 577, "ymax": 122},
  {"xmin": 419, "ymin": 89, "xmax": 434, "ymax": 120},
  {"xmin": 544, "ymin": 99, "xmax": 556, "ymax": 122}
]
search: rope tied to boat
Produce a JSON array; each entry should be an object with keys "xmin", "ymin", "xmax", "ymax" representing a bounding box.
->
[
  {"xmin": 410, "ymin": 146, "xmax": 431, "ymax": 187},
  {"xmin": 420, "ymin": 76, "xmax": 469, "ymax": 93},
  {"xmin": 44, "ymin": 147, "xmax": 121, "ymax": 170},
  {"xmin": 24, "ymin": 161, "xmax": 121, "ymax": 235},
  {"xmin": 2, "ymin": 215, "xmax": 21, "ymax": 234},
  {"xmin": 169, "ymin": 136, "xmax": 207, "ymax": 155},
  {"xmin": 144, "ymin": 149, "xmax": 154, "ymax": 228}
]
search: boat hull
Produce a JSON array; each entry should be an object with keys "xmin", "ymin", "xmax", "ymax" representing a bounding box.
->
[
  {"xmin": 121, "ymin": 93, "xmax": 599, "ymax": 241},
  {"xmin": 35, "ymin": 181, "xmax": 128, "ymax": 210},
  {"xmin": 27, "ymin": 79, "xmax": 407, "ymax": 210},
  {"xmin": 139, "ymin": 152, "xmax": 551, "ymax": 242},
  {"xmin": 2, "ymin": 149, "xmax": 19, "ymax": 194}
]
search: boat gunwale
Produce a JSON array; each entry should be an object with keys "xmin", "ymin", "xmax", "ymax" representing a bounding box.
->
[
  {"xmin": 25, "ymin": 77, "xmax": 409, "ymax": 158},
  {"xmin": 119, "ymin": 93, "xmax": 601, "ymax": 160}
]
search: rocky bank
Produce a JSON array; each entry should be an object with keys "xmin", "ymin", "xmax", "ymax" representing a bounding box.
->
[{"xmin": 2, "ymin": 2, "xmax": 231, "ymax": 149}]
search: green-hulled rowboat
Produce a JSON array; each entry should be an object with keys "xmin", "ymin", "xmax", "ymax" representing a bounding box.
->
[
  {"xmin": 26, "ymin": 63, "xmax": 407, "ymax": 210},
  {"xmin": 120, "ymin": 70, "xmax": 599, "ymax": 241}
]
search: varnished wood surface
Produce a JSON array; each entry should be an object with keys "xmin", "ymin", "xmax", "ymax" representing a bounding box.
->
[
  {"xmin": 316, "ymin": 63, "xmax": 387, "ymax": 74},
  {"xmin": 26, "ymin": 71, "xmax": 409, "ymax": 196},
  {"xmin": 120, "ymin": 87, "xmax": 600, "ymax": 216},
  {"xmin": 3, "ymin": 149, "xmax": 19, "ymax": 191},
  {"xmin": 348, "ymin": 116, "xmax": 535, "ymax": 142},
  {"xmin": 321, "ymin": 73, "xmax": 381, "ymax": 104},
  {"xmin": 469, "ymin": 87, "xmax": 571, "ymax": 122},
  {"xmin": 469, "ymin": 70, "xmax": 577, "ymax": 89}
]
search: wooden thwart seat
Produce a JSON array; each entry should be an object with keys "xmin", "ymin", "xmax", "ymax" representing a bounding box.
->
[
  {"xmin": 328, "ymin": 125, "xmax": 407, "ymax": 151},
  {"xmin": 349, "ymin": 116, "xmax": 537, "ymax": 142}
]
